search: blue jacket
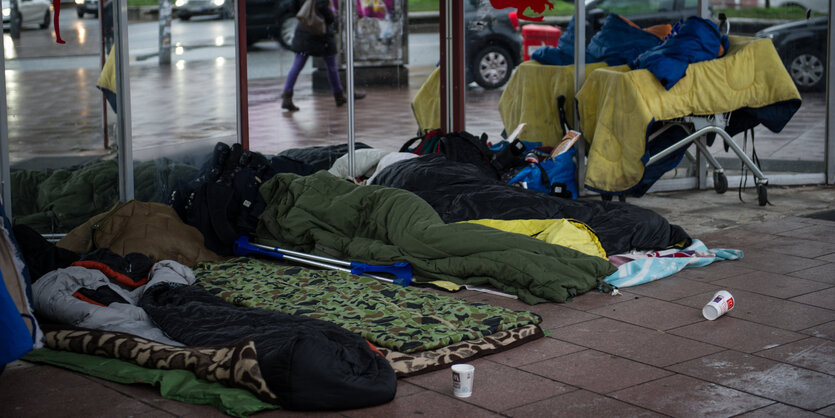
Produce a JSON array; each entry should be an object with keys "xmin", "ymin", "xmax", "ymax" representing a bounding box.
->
[{"xmin": 630, "ymin": 16, "xmax": 729, "ymax": 90}]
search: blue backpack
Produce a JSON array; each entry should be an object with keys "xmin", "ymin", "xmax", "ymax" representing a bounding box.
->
[{"xmin": 508, "ymin": 147, "xmax": 578, "ymax": 199}]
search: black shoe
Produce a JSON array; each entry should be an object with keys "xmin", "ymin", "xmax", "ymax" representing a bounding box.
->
[{"xmin": 281, "ymin": 91, "xmax": 299, "ymax": 112}]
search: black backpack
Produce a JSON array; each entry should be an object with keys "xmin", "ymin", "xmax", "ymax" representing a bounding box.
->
[
  {"xmin": 170, "ymin": 142, "xmax": 274, "ymax": 256},
  {"xmin": 439, "ymin": 131, "xmax": 525, "ymax": 180}
]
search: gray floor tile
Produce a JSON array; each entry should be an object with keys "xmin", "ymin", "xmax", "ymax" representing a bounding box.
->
[
  {"xmin": 555, "ymin": 317, "xmax": 724, "ymax": 367},
  {"xmin": 736, "ymin": 403, "xmax": 823, "ymax": 418},
  {"xmin": 697, "ymin": 228, "xmax": 779, "ymax": 248},
  {"xmin": 610, "ymin": 374, "xmax": 773, "ymax": 418},
  {"xmin": 505, "ymin": 389, "xmax": 665, "ymax": 417},
  {"xmin": 749, "ymin": 235, "xmax": 835, "ymax": 258},
  {"xmin": 789, "ymin": 263, "xmax": 835, "ymax": 285},
  {"xmin": 756, "ymin": 337, "xmax": 835, "ymax": 375},
  {"xmin": 790, "ymin": 286, "xmax": 835, "ymax": 310},
  {"xmin": 669, "ymin": 317, "xmax": 806, "ymax": 353},
  {"xmin": 0, "ymin": 376, "xmax": 163, "ymax": 417},
  {"xmin": 711, "ymin": 271, "xmax": 831, "ymax": 299},
  {"xmin": 402, "ymin": 358, "xmax": 573, "ymax": 413},
  {"xmin": 818, "ymin": 404, "xmax": 835, "ymax": 417},
  {"xmin": 486, "ymin": 336, "xmax": 585, "ymax": 368},
  {"xmin": 626, "ymin": 277, "xmax": 723, "ymax": 301},
  {"xmin": 528, "ymin": 303, "xmax": 600, "ymax": 332},
  {"xmin": 737, "ymin": 220, "xmax": 816, "ymax": 235},
  {"xmin": 675, "ymin": 289, "xmax": 835, "ymax": 331},
  {"xmin": 802, "ymin": 321, "xmax": 835, "ymax": 340},
  {"xmin": 519, "ymin": 349, "xmax": 672, "ymax": 394},
  {"xmin": 561, "ymin": 290, "xmax": 640, "ymax": 311},
  {"xmin": 587, "ymin": 296, "xmax": 703, "ymax": 330},
  {"xmin": 342, "ymin": 390, "xmax": 501, "ymax": 418},
  {"xmin": 669, "ymin": 350, "xmax": 835, "ymax": 410},
  {"xmin": 778, "ymin": 225, "xmax": 835, "ymax": 245},
  {"xmin": 733, "ymin": 250, "xmax": 828, "ymax": 275},
  {"xmin": 672, "ymin": 261, "xmax": 758, "ymax": 282}
]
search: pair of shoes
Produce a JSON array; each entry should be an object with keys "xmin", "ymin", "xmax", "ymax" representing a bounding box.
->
[
  {"xmin": 334, "ymin": 90, "xmax": 367, "ymax": 107},
  {"xmin": 281, "ymin": 91, "xmax": 299, "ymax": 112}
]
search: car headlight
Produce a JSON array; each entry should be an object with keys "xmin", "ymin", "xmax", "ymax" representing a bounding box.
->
[
  {"xmin": 2, "ymin": 7, "xmax": 10, "ymax": 17},
  {"xmin": 212, "ymin": 0, "xmax": 223, "ymax": 6},
  {"xmin": 175, "ymin": 0, "xmax": 187, "ymax": 7}
]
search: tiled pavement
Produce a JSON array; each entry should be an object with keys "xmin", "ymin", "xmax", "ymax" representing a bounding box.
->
[{"xmin": 2, "ymin": 213, "xmax": 835, "ymax": 417}]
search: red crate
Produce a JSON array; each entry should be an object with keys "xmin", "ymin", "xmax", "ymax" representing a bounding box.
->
[{"xmin": 522, "ymin": 25, "xmax": 562, "ymax": 61}]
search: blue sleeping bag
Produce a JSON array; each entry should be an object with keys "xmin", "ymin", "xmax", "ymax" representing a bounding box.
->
[
  {"xmin": 531, "ymin": 14, "xmax": 664, "ymax": 67},
  {"xmin": 630, "ymin": 16, "xmax": 729, "ymax": 90}
]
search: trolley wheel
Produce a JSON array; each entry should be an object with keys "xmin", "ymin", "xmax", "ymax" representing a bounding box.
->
[
  {"xmin": 757, "ymin": 184, "xmax": 768, "ymax": 206},
  {"xmin": 713, "ymin": 172, "xmax": 728, "ymax": 194}
]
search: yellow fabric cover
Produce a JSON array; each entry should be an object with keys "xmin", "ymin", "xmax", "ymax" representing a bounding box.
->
[
  {"xmin": 464, "ymin": 218, "xmax": 607, "ymax": 260},
  {"xmin": 577, "ymin": 36, "xmax": 801, "ymax": 193},
  {"xmin": 96, "ymin": 47, "xmax": 117, "ymax": 94},
  {"xmin": 411, "ymin": 67, "xmax": 441, "ymax": 133},
  {"xmin": 499, "ymin": 61, "xmax": 609, "ymax": 146}
]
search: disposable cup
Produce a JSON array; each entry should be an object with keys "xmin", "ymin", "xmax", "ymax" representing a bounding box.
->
[
  {"xmin": 702, "ymin": 290, "xmax": 735, "ymax": 320},
  {"xmin": 451, "ymin": 364, "xmax": 475, "ymax": 397}
]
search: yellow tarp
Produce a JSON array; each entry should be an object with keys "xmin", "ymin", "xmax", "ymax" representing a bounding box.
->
[
  {"xmin": 464, "ymin": 218, "xmax": 607, "ymax": 260},
  {"xmin": 411, "ymin": 67, "xmax": 441, "ymax": 133},
  {"xmin": 499, "ymin": 61, "xmax": 608, "ymax": 146},
  {"xmin": 97, "ymin": 47, "xmax": 117, "ymax": 94},
  {"xmin": 577, "ymin": 36, "xmax": 801, "ymax": 193}
]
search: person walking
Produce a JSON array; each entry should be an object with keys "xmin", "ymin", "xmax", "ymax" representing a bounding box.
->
[{"xmin": 281, "ymin": 0, "xmax": 365, "ymax": 112}]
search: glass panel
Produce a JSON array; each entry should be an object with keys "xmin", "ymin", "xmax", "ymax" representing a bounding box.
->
[
  {"xmin": 4, "ymin": 0, "xmax": 119, "ymax": 235},
  {"xmin": 128, "ymin": 0, "xmax": 238, "ymax": 215},
  {"xmin": 463, "ymin": 0, "xmax": 520, "ymax": 143},
  {"xmin": 243, "ymin": 0, "xmax": 412, "ymax": 177},
  {"xmin": 703, "ymin": 1, "xmax": 829, "ymax": 189}
]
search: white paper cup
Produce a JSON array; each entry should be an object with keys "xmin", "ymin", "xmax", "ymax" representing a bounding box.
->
[
  {"xmin": 451, "ymin": 364, "xmax": 475, "ymax": 397},
  {"xmin": 702, "ymin": 290, "xmax": 735, "ymax": 320}
]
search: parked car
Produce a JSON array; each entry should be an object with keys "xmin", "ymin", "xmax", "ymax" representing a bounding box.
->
[
  {"xmin": 75, "ymin": 0, "xmax": 98, "ymax": 18},
  {"xmin": 586, "ymin": 0, "xmax": 705, "ymax": 32},
  {"xmin": 2, "ymin": 0, "xmax": 51, "ymax": 30},
  {"xmin": 244, "ymin": 0, "xmax": 296, "ymax": 48},
  {"xmin": 174, "ymin": 0, "xmax": 233, "ymax": 20},
  {"xmin": 759, "ymin": 0, "xmax": 828, "ymax": 13},
  {"xmin": 756, "ymin": 16, "xmax": 827, "ymax": 91},
  {"xmin": 465, "ymin": 0, "xmax": 523, "ymax": 89}
]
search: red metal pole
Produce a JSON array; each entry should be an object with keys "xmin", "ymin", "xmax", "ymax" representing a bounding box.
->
[{"xmin": 237, "ymin": 0, "xmax": 249, "ymax": 150}]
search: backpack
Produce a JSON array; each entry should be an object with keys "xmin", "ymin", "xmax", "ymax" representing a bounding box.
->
[
  {"xmin": 400, "ymin": 129, "xmax": 443, "ymax": 155},
  {"xmin": 170, "ymin": 143, "xmax": 274, "ymax": 255},
  {"xmin": 440, "ymin": 131, "xmax": 526, "ymax": 180}
]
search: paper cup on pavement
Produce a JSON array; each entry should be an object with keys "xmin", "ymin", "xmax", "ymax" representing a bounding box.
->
[
  {"xmin": 702, "ymin": 290, "xmax": 735, "ymax": 320},
  {"xmin": 451, "ymin": 364, "xmax": 475, "ymax": 397}
]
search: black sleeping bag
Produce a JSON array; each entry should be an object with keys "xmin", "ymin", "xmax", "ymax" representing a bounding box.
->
[
  {"xmin": 372, "ymin": 154, "xmax": 691, "ymax": 255},
  {"xmin": 140, "ymin": 282, "xmax": 396, "ymax": 411}
]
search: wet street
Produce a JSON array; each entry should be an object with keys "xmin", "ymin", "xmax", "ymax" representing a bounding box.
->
[{"xmin": 2, "ymin": 10, "xmax": 465, "ymax": 167}]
